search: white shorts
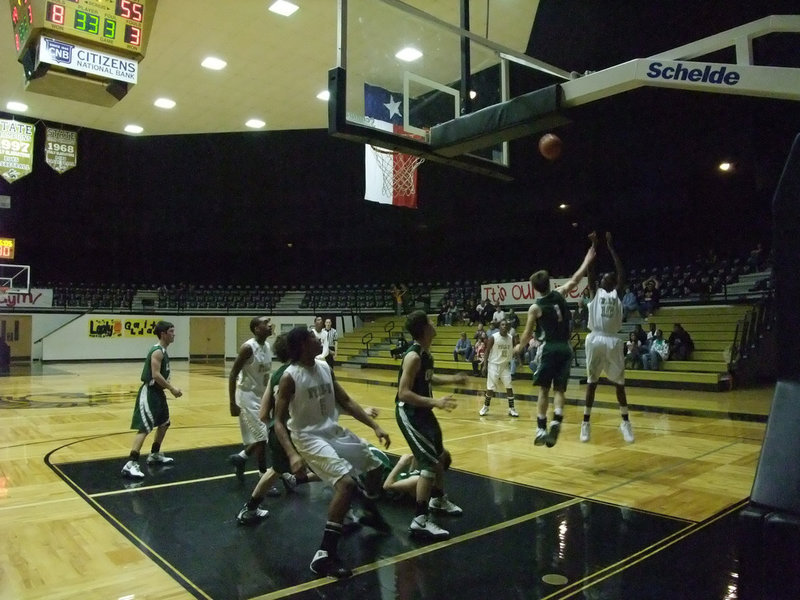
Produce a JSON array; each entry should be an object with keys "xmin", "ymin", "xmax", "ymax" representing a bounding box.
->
[
  {"xmin": 487, "ymin": 363, "xmax": 512, "ymax": 391},
  {"xmin": 236, "ymin": 389, "xmax": 268, "ymax": 445},
  {"xmin": 585, "ymin": 332, "xmax": 625, "ymax": 385},
  {"xmin": 291, "ymin": 425, "xmax": 382, "ymax": 487}
]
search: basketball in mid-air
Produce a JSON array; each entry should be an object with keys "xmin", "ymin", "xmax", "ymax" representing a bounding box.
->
[{"xmin": 538, "ymin": 133, "xmax": 562, "ymax": 160}]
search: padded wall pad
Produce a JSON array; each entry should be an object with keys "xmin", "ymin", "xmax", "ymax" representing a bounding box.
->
[{"xmin": 430, "ymin": 85, "xmax": 570, "ymax": 157}]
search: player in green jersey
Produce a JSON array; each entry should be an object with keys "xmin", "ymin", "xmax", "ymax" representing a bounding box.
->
[{"xmin": 516, "ymin": 239, "xmax": 596, "ymax": 448}]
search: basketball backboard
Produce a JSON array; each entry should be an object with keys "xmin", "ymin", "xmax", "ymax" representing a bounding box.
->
[
  {"xmin": 329, "ymin": 0, "xmax": 573, "ymax": 180},
  {"xmin": 0, "ymin": 264, "xmax": 31, "ymax": 293}
]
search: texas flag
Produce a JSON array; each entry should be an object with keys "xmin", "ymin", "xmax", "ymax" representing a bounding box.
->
[{"xmin": 364, "ymin": 83, "xmax": 419, "ymax": 208}]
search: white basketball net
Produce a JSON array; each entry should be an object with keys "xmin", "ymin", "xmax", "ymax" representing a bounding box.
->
[{"xmin": 370, "ymin": 146, "xmax": 425, "ymax": 197}]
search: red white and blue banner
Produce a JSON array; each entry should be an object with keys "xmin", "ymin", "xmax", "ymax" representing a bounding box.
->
[{"xmin": 364, "ymin": 83, "xmax": 418, "ymax": 208}]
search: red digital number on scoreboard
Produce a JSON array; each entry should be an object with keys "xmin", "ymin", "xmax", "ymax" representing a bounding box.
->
[{"xmin": 115, "ymin": 0, "xmax": 144, "ymax": 22}]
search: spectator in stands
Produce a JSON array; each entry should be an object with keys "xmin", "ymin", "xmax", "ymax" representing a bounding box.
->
[
  {"xmin": 748, "ymin": 243, "xmax": 764, "ymax": 271},
  {"xmin": 487, "ymin": 320, "xmax": 500, "ymax": 338},
  {"xmin": 391, "ymin": 284, "xmax": 407, "ymax": 316},
  {"xmin": 492, "ymin": 305, "xmax": 506, "ymax": 324},
  {"xmin": 646, "ymin": 322, "xmax": 657, "ymax": 348},
  {"xmin": 453, "ymin": 332, "xmax": 473, "ymax": 362},
  {"xmin": 483, "ymin": 298, "xmax": 496, "ymax": 325},
  {"xmin": 621, "ymin": 287, "xmax": 639, "ymax": 321},
  {"xmin": 624, "ymin": 332, "xmax": 643, "ymax": 369},
  {"xmin": 445, "ymin": 299, "xmax": 459, "ymax": 326},
  {"xmin": 471, "ymin": 337, "xmax": 486, "ymax": 376},
  {"xmin": 506, "ymin": 307, "xmax": 520, "ymax": 330},
  {"xmin": 574, "ymin": 288, "xmax": 590, "ymax": 330},
  {"xmin": 324, "ymin": 318, "xmax": 338, "ymax": 368},
  {"xmin": 633, "ymin": 324, "xmax": 648, "ymax": 347},
  {"xmin": 641, "ymin": 328, "xmax": 669, "ymax": 370},
  {"xmin": 640, "ymin": 277, "xmax": 660, "ymax": 317},
  {"xmin": 524, "ymin": 337, "xmax": 542, "ymax": 372},
  {"xmin": 473, "ymin": 323, "xmax": 488, "ymax": 343},
  {"xmin": 436, "ymin": 298, "xmax": 448, "ymax": 327},
  {"xmin": 667, "ymin": 323, "xmax": 694, "ymax": 360},
  {"xmin": 474, "ymin": 298, "xmax": 487, "ymax": 326}
]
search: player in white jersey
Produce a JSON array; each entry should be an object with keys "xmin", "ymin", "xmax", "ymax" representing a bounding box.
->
[
  {"xmin": 478, "ymin": 319, "xmax": 519, "ymax": 417},
  {"xmin": 311, "ymin": 315, "xmax": 331, "ymax": 364},
  {"xmin": 581, "ymin": 233, "xmax": 634, "ymax": 443},
  {"xmin": 273, "ymin": 327, "xmax": 391, "ymax": 579},
  {"xmin": 227, "ymin": 316, "xmax": 280, "ymax": 491}
]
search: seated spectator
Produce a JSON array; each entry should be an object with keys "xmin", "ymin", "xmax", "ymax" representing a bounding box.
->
[
  {"xmin": 624, "ymin": 332, "xmax": 643, "ymax": 369},
  {"xmin": 640, "ymin": 277, "xmax": 660, "ymax": 317},
  {"xmin": 483, "ymin": 298, "xmax": 496, "ymax": 325},
  {"xmin": 668, "ymin": 323, "xmax": 694, "ymax": 361},
  {"xmin": 492, "ymin": 305, "xmax": 506, "ymax": 324},
  {"xmin": 523, "ymin": 337, "xmax": 542, "ymax": 373},
  {"xmin": 473, "ymin": 323, "xmax": 488, "ymax": 343},
  {"xmin": 633, "ymin": 324, "xmax": 648, "ymax": 347},
  {"xmin": 487, "ymin": 320, "xmax": 500, "ymax": 338},
  {"xmin": 390, "ymin": 333, "xmax": 410, "ymax": 359},
  {"xmin": 506, "ymin": 307, "xmax": 520, "ymax": 330},
  {"xmin": 436, "ymin": 298, "xmax": 448, "ymax": 327},
  {"xmin": 645, "ymin": 322, "xmax": 657, "ymax": 348},
  {"xmin": 445, "ymin": 299, "xmax": 459, "ymax": 326},
  {"xmin": 574, "ymin": 287, "xmax": 590, "ymax": 330},
  {"xmin": 453, "ymin": 332, "xmax": 473, "ymax": 362},
  {"xmin": 471, "ymin": 337, "xmax": 487, "ymax": 376},
  {"xmin": 621, "ymin": 287, "xmax": 639, "ymax": 321},
  {"xmin": 642, "ymin": 329, "xmax": 669, "ymax": 370}
]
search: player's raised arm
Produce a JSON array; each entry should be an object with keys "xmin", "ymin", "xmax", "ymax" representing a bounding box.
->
[
  {"xmin": 606, "ymin": 232, "xmax": 626, "ymax": 294},
  {"xmin": 556, "ymin": 239, "xmax": 597, "ymax": 296}
]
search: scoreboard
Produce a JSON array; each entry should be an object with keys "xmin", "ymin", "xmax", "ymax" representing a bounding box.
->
[{"xmin": 9, "ymin": 0, "xmax": 157, "ymax": 60}]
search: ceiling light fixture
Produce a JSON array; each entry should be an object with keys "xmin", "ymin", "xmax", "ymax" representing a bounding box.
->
[
  {"xmin": 718, "ymin": 161, "xmax": 733, "ymax": 172},
  {"xmin": 124, "ymin": 124, "xmax": 143, "ymax": 134},
  {"xmin": 201, "ymin": 56, "xmax": 227, "ymax": 70},
  {"xmin": 245, "ymin": 119, "xmax": 265, "ymax": 129},
  {"xmin": 6, "ymin": 101, "xmax": 28, "ymax": 112},
  {"xmin": 268, "ymin": 1, "xmax": 299, "ymax": 17},
  {"xmin": 316, "ymin": 90, "xmax": 330, "ymax": 101},
  {"xmin": 395, "ymin": 47, "xmax": 423, "ymax": 62},
  {"xmin": 154, "ymin": 98, "xmax": 175, "ymax": 109}
]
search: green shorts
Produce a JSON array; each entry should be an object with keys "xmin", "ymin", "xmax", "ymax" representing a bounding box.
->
[
  {"xmin": 395, "ymin": 403, "xmax": 443, "ymax": 473},
  {"xmin": 532, "ymin": 343, "xmax": 572, "ymax": 392},
  {"xmin": 268, "ymin": 426, "xmax": 291, "ymax": 474},
  {"xmin": 130, "ymin": 383, "xmax": 169, "ymax": 433}
]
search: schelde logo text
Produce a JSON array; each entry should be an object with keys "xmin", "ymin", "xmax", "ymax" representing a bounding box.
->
[{"xmin": 646, "ymin": 62, "xmax": 741, "ymax": 86}]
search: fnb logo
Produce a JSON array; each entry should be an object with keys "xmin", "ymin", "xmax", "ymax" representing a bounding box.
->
[
  {"xmin": 646, "ymin": 61, "xmax": 740, "ymax": 86},
  {"xmin": 44, "ymin": 38, "xmax": 73, "ymax": 64}
]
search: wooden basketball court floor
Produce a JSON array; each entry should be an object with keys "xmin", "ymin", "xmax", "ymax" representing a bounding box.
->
[{"xmin": 0, "ymin": 360, "xmax": 771, "ymax": 599}]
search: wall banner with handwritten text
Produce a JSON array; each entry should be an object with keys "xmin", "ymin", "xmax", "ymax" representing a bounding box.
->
[{"xmin": 89, "ymin": 318, "xmax": 159, "ymax": 338}]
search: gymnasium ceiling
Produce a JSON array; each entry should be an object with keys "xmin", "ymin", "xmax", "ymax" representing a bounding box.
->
[{"xmin": 2, "ymin": 1, "xmax": 797, "ymax": 139}]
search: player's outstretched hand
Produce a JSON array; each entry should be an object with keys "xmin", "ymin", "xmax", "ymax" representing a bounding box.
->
[
  {"xmin": 172, "ymin": 388, "xmax": 183, "ymax": 398},
  {"xmin": 435, "ymin": 394, "xmax": 457, "ymax": 412},
  {"xmin": 588, "ymin": 231, "xmax": 598, "ymax": 245},
  {"xmin": 605, "ymin": 231, "xmax": 614, "ymax": 246}
]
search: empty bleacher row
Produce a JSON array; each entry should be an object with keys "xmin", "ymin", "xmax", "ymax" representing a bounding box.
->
[{"xmin": 35, "ymin": 254, "xmax": 771, "ymax": 314}]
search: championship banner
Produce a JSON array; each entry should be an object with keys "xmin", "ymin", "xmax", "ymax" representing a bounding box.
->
[
  {"xmin": 45, "ymin": 128, "xmax": 78, "ymax": 174},
  {"xmin": 0, "ymin": 119, "xmax": 35, "ymax": 183},
  {"xmin": 480, "ymin": 278, "xmax": 589, "ymax": 306}
]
